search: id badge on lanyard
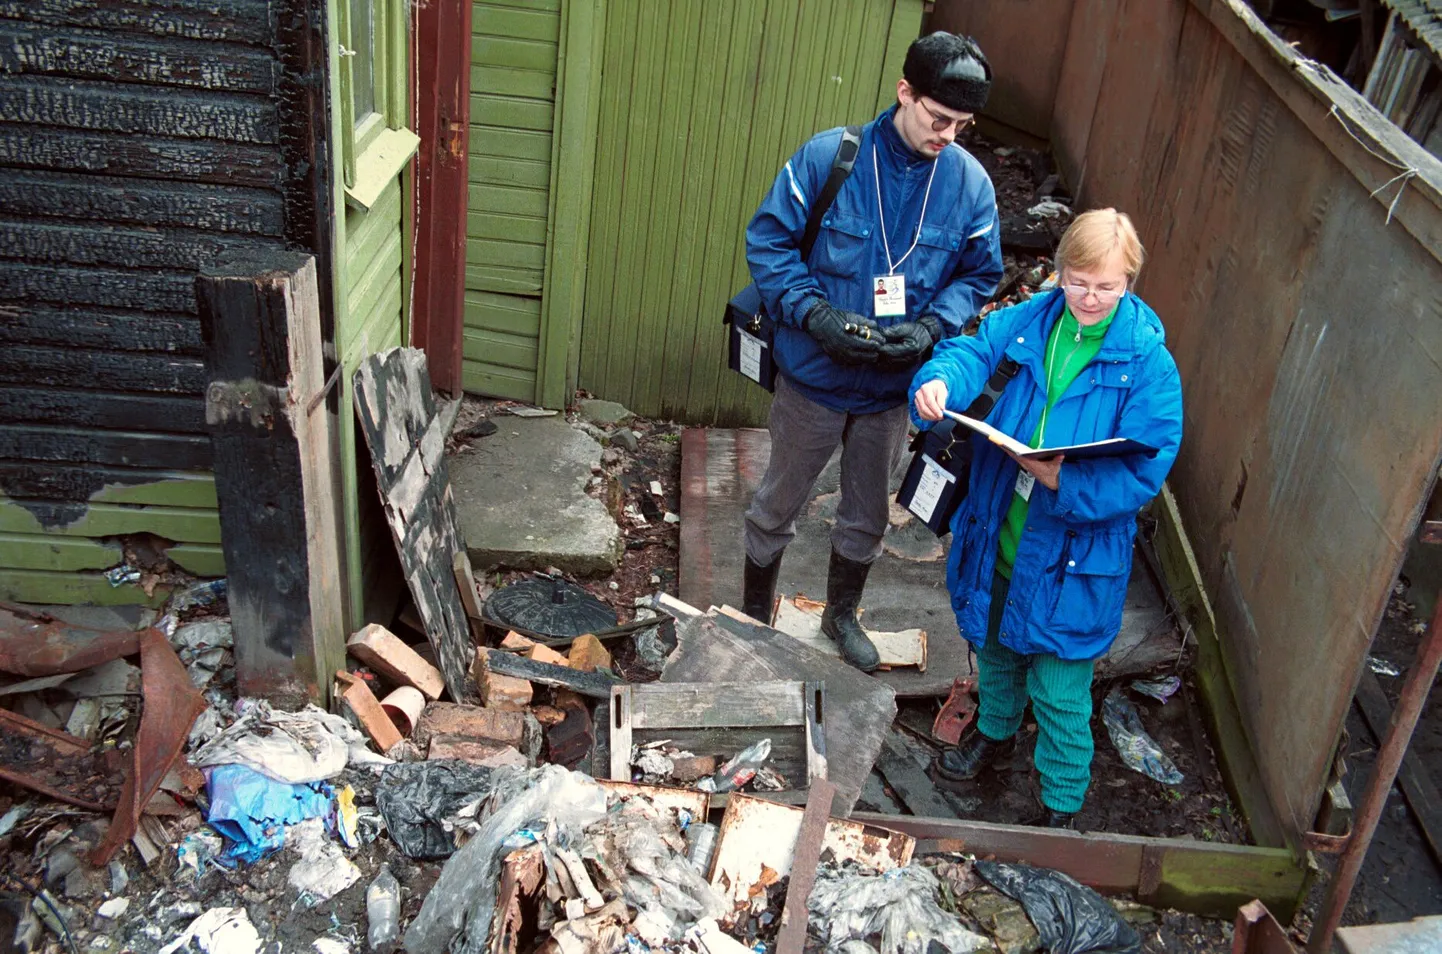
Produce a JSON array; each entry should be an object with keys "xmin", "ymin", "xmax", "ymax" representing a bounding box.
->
[{"xmin": 873, "ymin": 274, "xmax": 905, "ymax": 318}]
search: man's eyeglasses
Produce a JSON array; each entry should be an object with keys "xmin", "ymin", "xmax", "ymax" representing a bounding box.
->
[
  {"xmin": 1060, "ymin": 283, "xmax": 1126, "ymax": 305},
  {"xmin": 916, "ymin": 98, "xmax": 973, "ymax": 134}
]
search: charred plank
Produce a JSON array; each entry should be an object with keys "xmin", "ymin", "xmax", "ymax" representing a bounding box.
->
[
  {"xmin": 0, "ymin": 262, "xmax": 197, "ymax": 312},
  {"xmin": 0, "ymin": 75, "xmax": 277, "ymax": 143},
  {"xmin": 0, "ymin": 424, "xmax": 211, "ymax": 469},
  {"xmin": 0, "ymin": 386, "xmax": 205, "ymax": 432},
  {"xmin": 0, "ymin": 344, "xmax": 206, "ymax": 392},
  {"xmin": 0, "ymin": 171, "xmax": 283, "ymax": 235},
  {"xmin": 0, "ymin": 218, "xmax": 283, "ymax": 271},
  {"xmin": 0, "ymin": 0, "xmax": 273, "ymax": 45},
  {"xmin": 0, "ymin": 125, "xmax": 283, "ymax": 188},
  {"xmin": 0, "ymin": 306, "xmax": 203, "ymax": 355}
]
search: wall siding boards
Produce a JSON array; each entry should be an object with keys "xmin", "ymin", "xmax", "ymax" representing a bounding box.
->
[
  {"xmin": 462, "ymin": 0, "xmax": 558, "ymax": 402},
  {"xmin": 0, "ymin": 0, "xmax": 326, "ymax": 603},
  {"xmin": 577, "ymin": 0, "xmax": 924, "ymax": 425}
]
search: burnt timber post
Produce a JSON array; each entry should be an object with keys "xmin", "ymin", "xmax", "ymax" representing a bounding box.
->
[{"xmin": 195, "ymin": 251, "xmax": 346, "ymax": 707}]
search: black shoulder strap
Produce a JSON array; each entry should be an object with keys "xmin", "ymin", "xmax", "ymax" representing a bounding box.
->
[
  {"xmin": 962, "ymin": 357, "xmax": 1022, "ymax": 419},
  {"xmin": 799, "ymin": 125, "xmax": 862, "ymax": 261}
]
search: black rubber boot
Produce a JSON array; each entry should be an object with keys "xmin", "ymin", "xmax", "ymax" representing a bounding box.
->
[
  {"xmin": 1044, "ymin": 810, "xmax": 1077, "ymax": 830},
  {"xmin": 820, "ymin": 550, "xmax": 880, "ymax": 672},
  {"xmin": 742, "ymin": 554, "xmax": 782, "ymax": 625},
  {"xmin": 933, "ymin": 726, "xmax": 1017, "ymax": 783}
]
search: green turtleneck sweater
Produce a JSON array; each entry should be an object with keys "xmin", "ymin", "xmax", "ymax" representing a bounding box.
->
[{"xmin": 995, "ymin": 305, "xmax": 1116, "ymax": 579}]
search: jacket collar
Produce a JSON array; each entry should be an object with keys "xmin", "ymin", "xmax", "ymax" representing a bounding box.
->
[
  {"xmin": 873, "ymin": 104, "xmax": 933, "ymax": 167},
  {"xmin": 1005, "ymin": 289, "xmax": 1155, "ymax": 377}
]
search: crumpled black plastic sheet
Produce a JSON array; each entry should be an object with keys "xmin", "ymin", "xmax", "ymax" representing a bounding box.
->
[
  {"xmin": 974, "ymin": 861, "xmax": 1140, "ymax": 954},
  {"xmin": 375, "ymin": 759, "xmax": 500, "ymax": 859}
]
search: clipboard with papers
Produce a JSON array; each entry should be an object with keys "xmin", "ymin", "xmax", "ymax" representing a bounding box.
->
[{"xmin": 942, "ymin": 411, "xmax": 1160, "ymax": 461}]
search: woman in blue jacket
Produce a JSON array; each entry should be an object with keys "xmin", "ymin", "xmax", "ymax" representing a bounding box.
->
[{"xmin": 910, "ymin": 209, "xmax": 1183, "ymax": 828}]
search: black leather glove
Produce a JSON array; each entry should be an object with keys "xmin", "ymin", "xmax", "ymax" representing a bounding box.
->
[
  {"xmin": 804, "ymin": 301, "xmax": 882, "ymax": 366},
  {"xmin": 876, "ymin": 314, "xmax": 944, "ymax": 372}
]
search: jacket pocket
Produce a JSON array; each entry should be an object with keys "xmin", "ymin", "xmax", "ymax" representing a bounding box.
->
[
  {"xmin": 910, "ymin": 224, "xmax": 966, "ymax": 299},
  {"xmin": 813, "ymin": 211, "xmax": 871, "ymax": 279},
  {"xmin": 1045, "ymin": 530, "xmax": 1131, "ymax": 641}
]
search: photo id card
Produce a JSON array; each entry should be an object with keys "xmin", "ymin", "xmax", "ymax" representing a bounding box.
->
[
  {"xmin": 737, "ymin": 328, "xmax": 765, "ymax": 383},
  {"xmin": 873, "ymin": 274, "xmax": 905, "ymax": 318},
  {"xmin": 908, "ymin": 455, "xmax": 956, "ymax": 523},
  {"xmin": 1014, "ymin": 468, "xmax": 1035, "ymax": 502}
]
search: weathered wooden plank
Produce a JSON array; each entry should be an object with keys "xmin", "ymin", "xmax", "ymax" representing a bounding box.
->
[
  {"xmin": 165, "ymin": 542, "xmax": 224, "ymax": 576},
  {"xmin": 0, "ymin": 219, "xmax": 283, "ymax": 271},
  {"xmin": 468, "ymin": 154, "xmax": 550, "ymax": 189},
  {"xmin": 471, "ymin": 92, "xmax": 552, "ymax": 132},
  {"xmin": 341, "ymin": 234, "xmax": 404, "ymax": 358},
  {"xmin": 341, "ymin": 280, "xmax": 405, "ymax": 367},
  {"xmin": 472, "ymin": 4, "xmax": 559, "ymax": 42},
  {"xmin": 463, "ymin": 263, "xmax": 544, "ymax": 296},
  {"xmin": 0, "ymin": 0, "xmax": 273, "ymax": 45},
  {"xmin": 0, "ymin": 532, "xmax": 121, "ymax": 572},
  {"xmin": 0, "ymin": 262, "xmax": 196, "ymax": 313},
  {"xmin": 0, "ymin": 567, "xmax": 171, "ymax": 606},
  {"xmin": 461, "ymin": 329, "xmax": 537, "ymax": 371},
  {"xmin": 471, "ymin": 34, "xmax": 558, "ymax": 72},
  {"xmin": 1354, "ymin": 669, "xmax": 1442, "ymax": 865},
  {"xmin": 468, "ymin": 182, "xmax": 549, "ymax": 218},
  {"xmin": 478, "ymin": 0, "xmax": 560, "ymax": 12},
  {"xmin": 463, "ymin": 288, "xmax": 541, "ymax": 325},
  {"xmin": 0, "ymin": 498, "xmax": 221, "ymax": 543},
  {"xmin": 0, "ymin": 76, "xmax": 277, "ymax": 143},
  {"xmin": 461, "ymin": 361, "xmax": 535, "ymax": 400},
  {"xmin": 0, "ymin": 23, "xmax": 277, "ymax": 92},
  {"xmin": 466, "ymin": 237, "xmax": 546, "ymax": 270},
  {"xmin": 342, "ymin": 179, "xmax": 404, "ymax": 281},
  {"xmin": 467, "ymin": 126, "xmax": 551, "ymax": 162},
  {"xmin": 0, "ymin": 171, "xmax": 283, "ymax": 235},
  {"xmin": 465, "ymin": 210, "xmax": 546, "ymax": 245},
  {"xmin": 0, "ymin": 344, "xmax": 205, "ymax": 393},
  {"xmin": 624, "ymin": 681, "xmax": 808, "ymax": 729},
  {"xmin": 0, "ymin": 425, "xmax": 211, "ymax": 469},
  {"xmin": 0, "ymin": 125, "xmax": 283, "ymax": 188},
  {"xmin": 470, "ymin": 64, "xmax": 553, "ymax": 101},
  {"xmin": 873, "ymin": 731, "xmax": 959, "ymax": 820},
  {"xmin": 354, "ymin": 348, "xmax": 477, "ymax": 702},
  {"xmin": 0, "ymin": 306, "xmax": 202, "ymax": 354},
  {"xmin": 197, "ymin": 250, "xmax": 345, "ymax": 707},
  {"xmin": 482, "ymin": 648, "xmax": 621, "ymax": 698},
  {"xmin": 0, "ymin": 387, "xmax": 205, "ymax": 432},
  {"xmin": 0, "ymin": 468, "xmax": 215, "ymax": 512}
]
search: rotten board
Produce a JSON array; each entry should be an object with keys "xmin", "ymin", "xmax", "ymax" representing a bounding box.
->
[
  {"xmin": 353, "ymin": 348, "xmax": 474, "ymax": 702},
  {"xmin": 1354, "ymin": 668, "xmax": 1442, "ymax": 866},
  {"xmin": 659, "ymin": 603, "xmax": 895, "ymax": 817},
  {"xmin": 873, "ymin": 730, "xmax": 958, "ymax": 819},
  {"xmin": 481, "ymin": 647, "xmax": 620, "ymax": 699}
]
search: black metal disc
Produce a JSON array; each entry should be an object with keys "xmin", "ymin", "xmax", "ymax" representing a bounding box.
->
[{"xmin": 484, "ymin": 577, "xmax": 617, "ymax": 638}]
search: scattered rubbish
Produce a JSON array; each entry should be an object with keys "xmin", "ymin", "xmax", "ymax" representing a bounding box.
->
[
  {"xmin": 172, "ymin": 620, "xmax": 234, "ymax": 653},
  {"xmin": 176, "ymin": 828, "xmax": 223, "ymax": 875},
  {"xmin": 337, "ymin": 670, "xmax": 405, "ymax": 753},
  {"xmin": 932, "ymin": 677, "xmax": 978, "ymax": 746},
  {"xmin": 1128, "ymin": 675, "xmax": 1182, "ymax": 704},
  {"xmin": 337, "ymin": 785, "xmax": 360, "ymax": 848},
  {"xmin": 288, "ymin": 818, "xmax": 362, "ymax": 901},
  {"xmin": 0, "ymin": 802, "xmax": 31, "ymax": 836},
  {"xmin": 664, "ymin": 513, "xmax": 681, "ymax": 524},
  {"xmin": 807, "ymin": 863, "xmax": 991, "ymax": 954},
  {"xmin": 313, "ymin": 939, "xmax": 350, "ymax": 954},
  {"xmin": 158, "ymin": 907, "xmax": 260, "ymax": 954},
  {"xmin": 347, "ymin": 624, "xmax": 446, "ymax": 701},
  {"xmin": 686, "ymin": 822, "xmax": 719, "ymax": 875},
  {"xmin": 205, "ymin": 762, "xmax": 334, "ymax": 864},
  {"xmin": 1101, "ymin": 687, "xmax": 1184, "ymax": 786},
  {"xmin": 104, "ymin": 565, "xmax": 142, "ymax": 587},
  {"xmin": 367, "ymin": 865, "xmax": 402, "ymax": 953},
  {"xmin": 1027, "ymin": 200, "xmax": 1074, "ymax": 220},
  {"xmin": 192, "ymin": 700, "xmax": 375, "ymax": 783},
  {"xmin": 698, "ymin": 739, "xmax": 772, "ymax": 794},
  {"xmin": 974, "ymin": 861, "xmax": 1141, "ymax": 954},
  {"xmin": 375, "ymin": 760, "xmax": 502, "ymax": 859},
  {"xmin": 485, "ymin": 577, "xmax": 618, "ymax": 639},
  {"xmin": 0, "ymin": 604, "xmax": 141, "ymax": 678},
  {"xmin": 508, "ymin": 406, "xmax": 559, "ymax": 417},
  {"xmin": 1367, "ymin": 655, "xmax": 1401, "ymax": 677},
  {"xmin": 649, "ymin": 481, "xmax": 664, "ymax": 496},
  {"xmin": 632, "ymin": 622, "xmax": 672, "ymax": 671},
  {"xmin": 96, "ymin": 898, "xmax": 129, "ymax": 920}
]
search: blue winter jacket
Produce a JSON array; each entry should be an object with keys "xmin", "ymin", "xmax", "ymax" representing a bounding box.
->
[
  {"xmin": 746, "ymin": 105, "xmax": 1003, "ymax": 414},
  {"xmin": 907, "ymin": 289, "xmax": 1184, "ymax": 660}
]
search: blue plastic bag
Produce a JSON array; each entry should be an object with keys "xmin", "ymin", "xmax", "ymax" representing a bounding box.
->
[{"xmin": 206, "ymin": 763, "xmax": 334, "ymax": 864}]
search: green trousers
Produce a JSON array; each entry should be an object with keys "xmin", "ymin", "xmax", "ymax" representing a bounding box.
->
[{"xmin": 975, "ymin": 573, "xmax": 1096, "ymax": 813}]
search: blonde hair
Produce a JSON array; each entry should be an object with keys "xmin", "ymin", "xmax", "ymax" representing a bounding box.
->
[{"xmin": 1056, "ymin": 208, "xmax": 1145, "ymax": 279}]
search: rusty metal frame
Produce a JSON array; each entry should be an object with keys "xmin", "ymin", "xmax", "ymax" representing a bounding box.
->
[
  {"xmin": 1233, "ymin": 900, "xmax": 1298, "ymax": 954},
  {"xmin": 851, "ymin": 811, "xmax": 1308, "ymax": 921}
]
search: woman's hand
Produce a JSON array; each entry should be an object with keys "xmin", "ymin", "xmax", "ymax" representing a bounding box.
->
[
  {"xmin": 914, "ymin": 380, "xmax": 949, "ymax": 421},
  {"xmin": 1007, "ymin": 450, "xmax": 1064, "ymax": 491}
]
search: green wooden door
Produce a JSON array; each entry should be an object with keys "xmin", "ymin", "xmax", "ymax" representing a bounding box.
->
[
  {"xmin": 463, "ymin": 0, "xmax": 561, "ymax": 401},
  {"xmin": 579, "ymin": 0, "xmax": 922, "ymax": 425}
]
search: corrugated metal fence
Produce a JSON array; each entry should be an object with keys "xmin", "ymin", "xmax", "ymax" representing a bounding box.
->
[{"xmin": 578, "ymin": 0, "xmax": 923, "ymax": 425}]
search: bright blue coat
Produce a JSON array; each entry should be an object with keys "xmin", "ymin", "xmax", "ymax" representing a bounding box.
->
[
  {"xmin": 746, "ymin": 105, "xmax": 1003, "ymax": 414},
  {"xmin": 908, "ymin": 289, "xmax": 1184, "ymax": 660}
]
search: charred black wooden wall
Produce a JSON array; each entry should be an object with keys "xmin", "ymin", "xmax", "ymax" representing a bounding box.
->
[{"xmin": 0, "ymin": 0, "xmax": 332, "ymax": 605}]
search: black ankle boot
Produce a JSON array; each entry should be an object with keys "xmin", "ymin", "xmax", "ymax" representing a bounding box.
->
[
  {"xmin": 820, "ymin": 550, "xmax": 880, "ymax": 672},
  {"xmin": 933, "ymin": 727, "xmax": 1016, "ymax": 782},
  {"xmin": 742, "ymin": 554, "xmax": 782, "ymax": 625},
  {"xmin": 1044, "ymin": 810, "xmax": 1077, "ymax": 830}
]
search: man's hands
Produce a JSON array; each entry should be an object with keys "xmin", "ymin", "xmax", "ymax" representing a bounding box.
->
[
  {"xmin": 914, "ymin": 380, "xmax": 949, "ymax": 421},
  {"xmin": 805, "ymin": 302, "xmax": 882, "ymax": 366},
  {"xmin": 1006, "ymin": 450, "xmax": 1063, "ymax": 491},
  {"xmin": 876, "ymin": 314, "xmax": 942, "ymax": 372}
]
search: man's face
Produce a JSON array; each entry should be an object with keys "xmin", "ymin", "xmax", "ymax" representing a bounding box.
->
[{"xmin": 894, "ymin": 80, "xmax": 973, "ymax": 158}]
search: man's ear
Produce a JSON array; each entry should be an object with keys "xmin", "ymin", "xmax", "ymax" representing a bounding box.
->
[{"xmin": 896, "ymin": 78, "xmax": 913, "ymax": 104}]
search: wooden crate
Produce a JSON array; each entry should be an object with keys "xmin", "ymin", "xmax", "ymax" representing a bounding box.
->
[{"xmin": 608, "ymin": 680, "xmax": 825, "ymax": 793}]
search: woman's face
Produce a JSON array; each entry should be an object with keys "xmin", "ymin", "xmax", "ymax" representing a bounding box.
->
[{"xmin": 1060, "ymin": 247, "xmax": 1130, "ymax": 325}]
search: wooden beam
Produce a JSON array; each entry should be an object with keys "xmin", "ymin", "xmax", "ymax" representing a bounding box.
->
[
  {"xmin": 1353, "ymin": 668, "xmax": 1442, "ymax": 865},
  {"xmin": 195, "ymin": 250, "xmax": 347, "ymax": 708},
  {"xmin": 853, "ymin": 811, "xmax": 1308, "ymax": 922}
]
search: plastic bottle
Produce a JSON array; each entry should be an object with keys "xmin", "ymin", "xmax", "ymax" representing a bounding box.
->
[
  {"xmin": 366, "ymin": 865, "xmax": 401, "ymax": 954},
  {"xmin": 696, "ymin": 738, "xmax": 772, "ymax": 793}
]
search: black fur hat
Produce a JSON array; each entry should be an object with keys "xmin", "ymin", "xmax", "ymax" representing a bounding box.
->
[{"xmin": 902, "ymin": 32, "xmax": 991, "ymax": 114}]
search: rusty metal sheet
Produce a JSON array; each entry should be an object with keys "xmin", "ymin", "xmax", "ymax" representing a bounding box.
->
[
  {"xmin": 709, "ymin": 794, "xmax": 913, "ymax": 911},
  {"xmin": 0, "ymin": 604, "xmax": 140, "ymax": 677},
  {"xmin": 91, "ymin": 628, "xmax": 206, "ymax": 865},
  {"xmin": 1046, "ymin": 0, "xmax": 1442, "ymax": 847},
  {"xmin": 0, "ymin": 707, "xmax": 120, "ymax": 811}
]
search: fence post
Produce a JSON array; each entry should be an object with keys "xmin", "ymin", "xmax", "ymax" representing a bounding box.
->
[{"xmin": 195, "ymin": 250, "xmax": 347, "ymax": 707}]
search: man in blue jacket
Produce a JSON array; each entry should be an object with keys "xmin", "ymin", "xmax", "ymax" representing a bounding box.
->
[{"xmin": 742, "ymin": 32, "xmax": 1003, "ymax": 670}]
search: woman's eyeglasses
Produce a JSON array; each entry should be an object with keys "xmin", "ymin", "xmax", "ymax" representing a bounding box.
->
[{"xmin": 1060, "ymin": 283, "xmax": 1126, "ymax": 305}]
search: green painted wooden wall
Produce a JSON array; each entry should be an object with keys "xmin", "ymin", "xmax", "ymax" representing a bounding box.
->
[
  {"xmin": 462, "ymin": 0, "xmax": 561, "ymax": 401},
  {"xmin": 579, "ymin": 0, "xmax": 923, "ymax": 425}
]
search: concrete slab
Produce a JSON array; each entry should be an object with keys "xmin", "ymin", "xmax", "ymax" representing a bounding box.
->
[
  {"xmin": 450, "ymin": 416, "xmax": 621, "ymax": 577},
  {"xmin": 680, "ymin": 428, "xmax": 1180, "ymax": 698}
]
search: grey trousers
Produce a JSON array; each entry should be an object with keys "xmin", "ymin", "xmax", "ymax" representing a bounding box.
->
[{"xmin": 744, "ymin": 375, "xmax": 911, "ymax": 567}]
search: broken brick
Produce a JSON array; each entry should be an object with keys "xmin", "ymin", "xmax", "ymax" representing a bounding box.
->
[
  {"xmin": 336, "ymin": 670, "xmax": 403, "ymax": 753},
  {"xmin": 416, "ymin": 702, "xmax": 525, "ymax": 748},
  {"xmin": 546, "ymin": 697, "xmax": 594, "ymax": 768},
  {"xmin": 481, "ymin": 673, "xmax": 533, "ymax": 711},
  {"xmin": 531, "ymin": 705, "xmax": 567, "ymax": 727},
  {"xmin": 346, "ymin": 624, "xmax": 446, "ymax": 701},
  {"xmin": 500, "ymin": 631, "xmax": 537, "ymax": 651},
  {"xmin": 567, "ymin": 634, "xmax": 612, "ymax": 673},
  {"xmin": 526, "ymin": 643, "xmax": 570, "ymax": 667},
  {"xmin": 428, "ymin": 736, "xmax": 527, "ymax": 768},
  {"xmin": 669, "ymin": 755, "xmax": 718, "ymax": 783}
]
